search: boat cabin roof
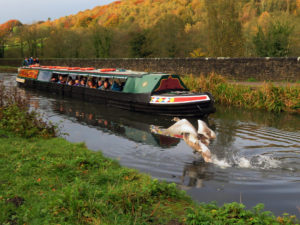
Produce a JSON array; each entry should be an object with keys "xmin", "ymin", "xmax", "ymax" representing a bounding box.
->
[{"xmin": 19, "ymin": 66, "xmax": 188, "ymax": 93}]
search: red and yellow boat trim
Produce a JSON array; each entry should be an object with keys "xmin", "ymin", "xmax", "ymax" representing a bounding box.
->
[{"xmin": 150, "ymin": 95, "xmax": 210, "ymax": 104}]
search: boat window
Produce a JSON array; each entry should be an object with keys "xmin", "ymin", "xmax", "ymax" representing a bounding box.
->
[{"xmin": 37, "ymin": 70, "xmax": 52, "ymax": 82}]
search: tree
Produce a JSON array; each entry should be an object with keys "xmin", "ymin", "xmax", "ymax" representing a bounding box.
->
[
  {"xmin": 44, "ymin": 28, "xmax": 67, "ymax": 58},
  {"xmin": 90, "ymin": 24, "xmax": 112, "ymax": 58},
  {"xmin": 148, "ymin": 14, "xmax": 185, "ymax": 57},
  {"xmin": 253, "ymin": 20, "xmax": 294, "ymax": 56},
  {"xmin": 205, "ymin": 0, "xmax": 244, "ymax": 57},
  {"xmin": 22, "ymin": 25, "xmax": 40, "ymax": 57},
  {"xmin": 13, "ymin": 26, "xmax": 25, "ymax": 57},
  {"xmin": 0, "ymin": 33, "xmax": 6, "ymax": 58},
  {"xmin": 129, "ymin": 29, "xmax": 152, "ymax": 57},
  {"xmin": 0, "ymin": 20, "xmax": 22, "ymax": 58}
]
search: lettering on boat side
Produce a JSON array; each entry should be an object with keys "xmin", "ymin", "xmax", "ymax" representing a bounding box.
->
[
  {"xmin": 18, "ymin": 69, "xmax": 39, "ymax": 79},
  {"xmin": 16, "ymin": 77, "xmax": 25, "ymax": 83},
  {"xmin": 150, "ymin": 95, "xmax": 210, "ymax": 104}
]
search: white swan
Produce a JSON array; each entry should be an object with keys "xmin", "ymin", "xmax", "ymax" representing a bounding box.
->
[{"xmin": 150, "ymin": 118, "xmax": 216, "ymax": 163}]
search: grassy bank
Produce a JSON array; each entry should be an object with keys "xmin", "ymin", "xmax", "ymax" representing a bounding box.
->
[
  {"xmin": 0, "ymin": 65, "xmax": 18, "ymax": 73},
  {"xmin": 0, "ymin": 133, "xmax": 190, "ymax": 224},
  {"xmin": 183, "ymin": 74, "xmax": 300, "ymax": 114},
  {"xmin": 1, "ymin": 133, "xmax": 299, "ymax": 225},
  {"xmin": 0, "ymin": 78, "xmax": 299, "ymax": 224}
]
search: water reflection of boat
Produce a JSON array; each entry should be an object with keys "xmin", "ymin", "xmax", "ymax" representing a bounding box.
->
[{"xmin": 52, "ymin": 99, "xmax": 180, "ymax": 148}]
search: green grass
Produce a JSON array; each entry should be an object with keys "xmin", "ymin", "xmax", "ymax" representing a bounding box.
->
[
  {"xmin": 183, "ymin": 74, "xmax": 300, "ymax": 114},
  {"xmin": 246, "ymin": 77, "xmax": 258, "ymax": 82},
  {"xmin": 0, "ymin": 132, "xmax": 191, "ymax": 224}
]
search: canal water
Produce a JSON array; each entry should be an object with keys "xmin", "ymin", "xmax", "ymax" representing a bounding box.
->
[{"xmin": 2, "ymin": 73, "xmax": 300, "ymax": 216}]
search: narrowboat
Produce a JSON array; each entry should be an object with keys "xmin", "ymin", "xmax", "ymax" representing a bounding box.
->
[{"xmin": 16, "ymin": 65, "xmax": 216, "ymax": 117}]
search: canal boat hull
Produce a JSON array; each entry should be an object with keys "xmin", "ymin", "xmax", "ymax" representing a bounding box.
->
[{"xmin": 16, "ymin": 67, "xmax": 216, "ymax": 117}]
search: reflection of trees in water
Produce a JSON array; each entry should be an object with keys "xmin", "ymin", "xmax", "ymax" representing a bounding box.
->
[
  {"xmin": 214, "ymin": 105, "xmax": 300, "ymax": 132},
  {"xmin": 211, "ymin": 117, "xmax": 239, "ymax": 160}
]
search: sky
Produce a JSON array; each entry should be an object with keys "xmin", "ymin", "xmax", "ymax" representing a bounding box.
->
[{"xmin": 0, "ymin": 0, "xmax": 115, "ymax": 24}]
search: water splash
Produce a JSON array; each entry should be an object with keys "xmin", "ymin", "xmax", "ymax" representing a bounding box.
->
[{"xmin": 212, "ymin": 154, "xmax": 281, "ymax": 169}]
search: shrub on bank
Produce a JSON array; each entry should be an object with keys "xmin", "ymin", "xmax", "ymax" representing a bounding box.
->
[
  {"xmin": 183, "ymin": 74, "xmax": 300, "ymax": 113},
  {"xmin": 0, "ymin": 81, "xmax": 57, "ymax": 137}
]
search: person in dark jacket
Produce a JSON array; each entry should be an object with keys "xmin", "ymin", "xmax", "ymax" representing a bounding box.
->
[
  {"xmin": 22, "ymin": 58, "xmax": 29, "ymax": 66},
  {"xmin": 28, "ymin": 57, "xmax": 34, "ymax": 65},
  {"xmin": 111, "ymin": 80, "xmax": 121, "ymax": 91}
]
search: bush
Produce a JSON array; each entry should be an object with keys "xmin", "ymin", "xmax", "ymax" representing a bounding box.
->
[
  {"xmin": 0, "ymin": 81, "xmax": 57, "ymax": 138},
  {"xmin": 186, "ymin": 202, "xmax": 298, "ymax": 225}
]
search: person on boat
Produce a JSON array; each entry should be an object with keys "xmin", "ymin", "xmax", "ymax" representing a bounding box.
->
[
  {"xmin": 97, "ymin": 80, "xmax": 103, "ymax": 89},
  {"xmin": 22, "ymin": 58, "xmax": 29, "ymax": 66},
  {"xmin": 28, "ymin": 57, "xmax": 34, "ymax": 65},
  {"xmin": 101, "ymin": 79, "xmax": 110, "ymax": 90},
  {"xmin": 35, "ymin": 58, "xmax": 40, "ymax": 64},
  {"xmin": 51, "ymin": 76, "xmax": 58, "ymax": 82},
  {"xmin": 111, "ymin": 80, "xmax": 121, "ymax": 91},
  {"xmin": 87, "ymin": 80, "xmax": 96, "ymax": 88},
  {"xmin": 58, "ymin": 75, "xmax": 66, "ymax": 84},
  {"xmin": 68, "ymin": 79, "xmax": 74, "ymax": 86},
  {"xmin": 80, "ymin": 79, "xmax": 86, "ymax": 87},
  {"xmin": 74, "ymin": 79, "xmax": 80, "ymax": 86}
]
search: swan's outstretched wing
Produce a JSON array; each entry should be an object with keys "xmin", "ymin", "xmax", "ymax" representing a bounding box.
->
[
  {"xmin": 197, "ymin": 120, "xmax": 216, "ymax": 139},
  {"xmin": 166, "ymin": 119, "xmax": 197, "ymax": 136}
]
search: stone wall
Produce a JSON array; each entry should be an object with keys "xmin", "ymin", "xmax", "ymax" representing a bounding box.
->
[{"xmin": 1, "ymin": 57, "xmax": 300, "ymax": 81}]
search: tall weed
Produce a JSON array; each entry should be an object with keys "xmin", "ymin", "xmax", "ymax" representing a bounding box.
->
[{"xmin": 183, "ymin": 74, "xmax": 300, "ymax": 113}]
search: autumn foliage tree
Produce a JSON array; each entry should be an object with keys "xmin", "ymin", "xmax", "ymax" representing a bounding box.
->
[
  {"xmin": 0, "ymin": 20, "xmax": 22, "ymax": 58},
  {"xmin": 205, "ymin": 0, "xmax": 245, "ymax": 57}
]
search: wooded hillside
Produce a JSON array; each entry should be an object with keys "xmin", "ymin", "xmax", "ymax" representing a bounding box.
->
[{"xmin": 1, "ymin": 0, "xmax": 300, "ymax": 58}]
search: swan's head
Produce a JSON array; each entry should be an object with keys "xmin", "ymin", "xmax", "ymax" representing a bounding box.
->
[
  {"xmin": 197, "ymin": 120, "xmax": 216, "ymax": 140},
  {"xmin": 172, "ymin": 117, "xmax": 181, "ymax": 122}
]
